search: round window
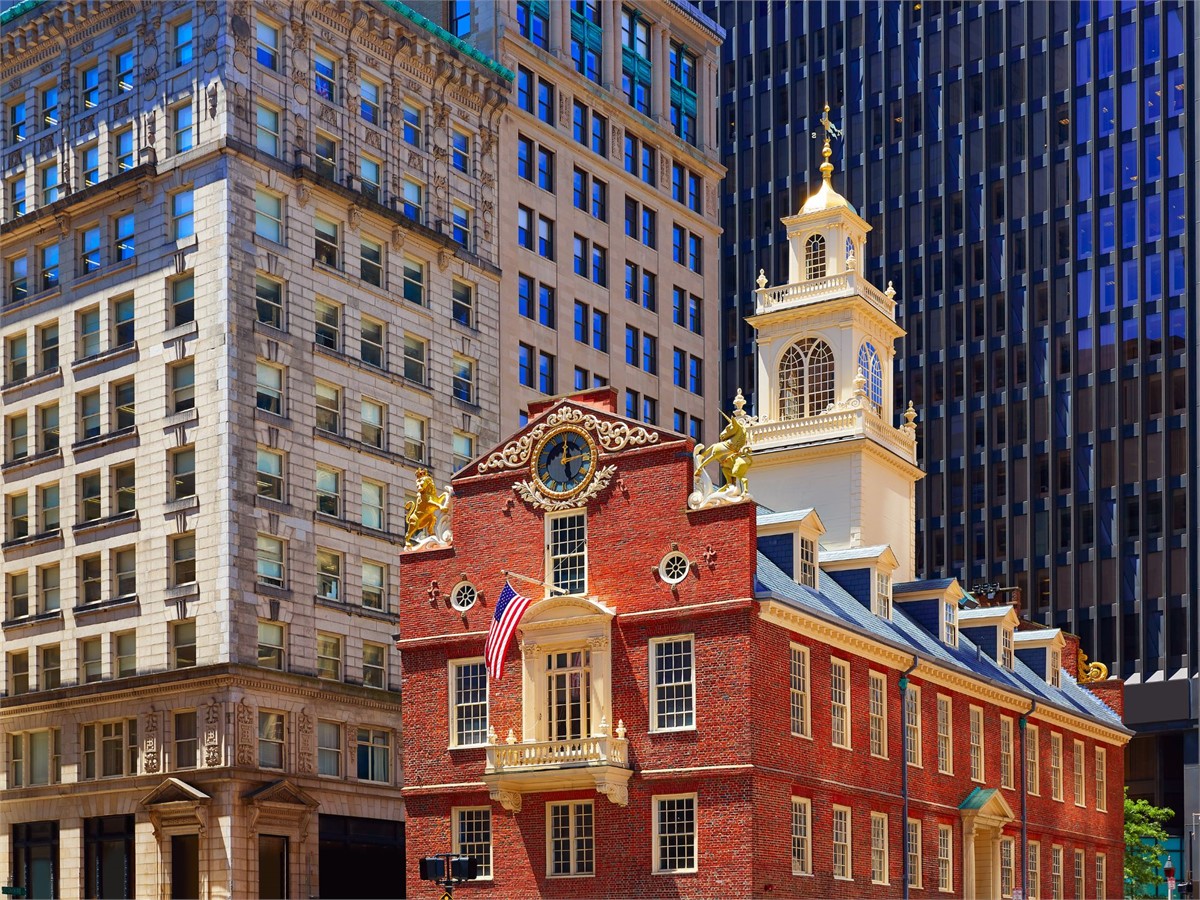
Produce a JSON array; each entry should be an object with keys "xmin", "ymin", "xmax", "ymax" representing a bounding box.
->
[
  {"xmin": 659, "ymin": 552, "xmax": 691, "ymax": 585},
  {"xmin": 450, "ymin": 581, "xmax": 478, "ymax": 612}
]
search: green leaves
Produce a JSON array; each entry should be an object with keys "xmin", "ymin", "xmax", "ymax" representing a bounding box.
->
[{"xmin": 1124, "ymin": 787, "xmax": 1174, "ymax": 899}]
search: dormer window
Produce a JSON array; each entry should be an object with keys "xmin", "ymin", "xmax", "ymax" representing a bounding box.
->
[
  {"xmin": 804, "ymin": 233, "xmax": 826, "ymax": 280},
  {"xmin": 874, "ymin": 572, "xmax": 892, "ymax": 620},
  {"xmin": 547, "ymin": 511, "xmax": 587, "ymax": 595},
  {"xmin": 1000, "ymin": 627, "xmax": 1014, "ymax": 669},
  {"xmin": 778, "ymin": 338, "xmax": 835, "ymax": 421},
  {"xmin": 798, "ymin": 536, "xmax": 817, "ymax": 588},
  {"xmin": 1048, "ymin": 648, "xmax": 1061, "ymax": 687},
  {"xmin": 942, "ymin": 599, "xmax": 958, "ymax": 648}
]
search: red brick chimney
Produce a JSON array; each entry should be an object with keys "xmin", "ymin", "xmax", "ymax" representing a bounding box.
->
[
  {"xmin": 1084, "ymin": 679, "xmax": 1125, "ymax": 719},
  {"xmin": 1060, "ymin": 632, "xmax": 1080, "ymax": 679}
]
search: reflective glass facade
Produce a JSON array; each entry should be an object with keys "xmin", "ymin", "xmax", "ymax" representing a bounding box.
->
[{"xmin": 714, "ymin": 0, "xmax": 1198, "ymax": 825}]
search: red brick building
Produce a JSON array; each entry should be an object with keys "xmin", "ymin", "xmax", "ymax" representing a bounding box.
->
[{"xmin": 397, "ymin": 151, "xmax": 1129, "ymax": 899}]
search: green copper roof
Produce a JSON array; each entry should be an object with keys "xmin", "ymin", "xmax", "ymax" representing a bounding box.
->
[
  {"xmin": 2, "ymin": 1, "xmax": 513, "ymax": 83},
  {"xmin": 959, "ymin": 787, "xmax": 999, "ymax": 810},
  {"xmin": 0, "ymin": 0, "xmax": 47, "ymax": 26},
  {"xmin": 379, "ymin": 1, "xmax": 514, "ymax": 82}
]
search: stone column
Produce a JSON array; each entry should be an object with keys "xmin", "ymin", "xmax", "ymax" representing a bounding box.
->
[
  {"xmin": 603, "ymin": 4, "xmax": 620, "ymax": 92},
  {"xmin": 551, "ymin": 0, "xmax": 568, "ymax": 56},
  {"xmin": 991, "ymin": 830, "xmax": 1003, "ymax": 900},
  {"xmin": 652, "ymin": 24, "xmax": 669, "ymax": 124},
  {"xmin": 961, "ymin": 819, "xmax": 977, "ymax": 900}
]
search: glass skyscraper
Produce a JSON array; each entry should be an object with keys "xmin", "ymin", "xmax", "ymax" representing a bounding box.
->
[{"xmin": 713, "ymin": 0, "xmax": 1197, "ymax": 828}]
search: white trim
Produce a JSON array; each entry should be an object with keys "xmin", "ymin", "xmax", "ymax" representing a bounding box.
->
[
  {"xmin": 906, "ymin": 684, "xmax": 923, "ymax": 768},
  {"xmin": 969, "ymin": 704, "xmax": 985, "ymax": 783},
  {"xmin": 832, "ymin": 804, "xmax": 852, "ymax": 880},
  {"xmin": 791, "ymin": 796, "xmax": 812, "ymax": 875},
  {"xmin": 545, "ymin": 799, "xmax": 595, "ymax": 878},
  {"xmin": 649, "ymin": 634, "xmax": 696, "ymax": 733},
  {"xmin": 1026, "ymin": 723, "xmax": 1041, "ymax": 796},
  {"xmin": 652, "ymin": 792, "xmax": 698, "ymax": 874},
  {"xmin": 1073, "ymin": 739, "xmax": 1086, "ymax": 807},
  {"xmin": 870, "ymin": 811, "xmax": 890, "ymax": 885},
  {"xmin": 1050, "ymin": 732, "xmax": 1064, "ymax": 801},
  {"xmin": 869, "ymin": 670, "xmax": 888, "ymax": 759},
  {"xmin": 937, "ymin": 823, "xmax": 953, "ymax": 892},
  {"xmin": 451, "ymin": 806, "xmax": 493, "ymax": 881},
  {"xmin": 907, "ymin": 817, "xmax": 923, "ymax": 889},
  {"xmin": 638, "ymin": 764, "xmax": 753, "ymax": 775},
  {"xmin": 544, "ymin": 508, "xmax": 588, "ymax": 596},
  {"xmin": 1095, "ymin": 746, "xmax": 1107, "ymax": 811},
  {"xmin": 789, "ymin": 643, "xmax": 811, "ymax": 739},
  {"xmin": 447, "ymin": 657, "xmax": 488, "ymax": 749},
  {"xmin": 830, "ymin": 657, "xmax": 851, "ymax": 749},
  {"xmin": 936, "ymin": 693, "xmax": 953, "ymax": 775}
]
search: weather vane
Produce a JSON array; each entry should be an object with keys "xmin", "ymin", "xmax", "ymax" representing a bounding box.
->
[{"xmin": 811, "ymin": 103, "xmax": 844, "ymax": 142}]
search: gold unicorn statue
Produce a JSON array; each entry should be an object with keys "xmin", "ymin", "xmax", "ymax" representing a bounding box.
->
[
  {"xmin": 693, "ymin": 411, "xmax": 753, "ymax": 498},
  {"xmin": 404, "ymin": 469, "xmax": 451, "ymax": 548}
]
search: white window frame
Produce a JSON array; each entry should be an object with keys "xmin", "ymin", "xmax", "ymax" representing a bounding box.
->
[
  {"xmin": 937, "ymin": 694, "xmax": 953, "ymax": 775},
  {"xmin": 448, "ymin": 658, "xmax": 489, "ymax": 748},
  {"xmin": 832, "ymin": 805, "xmax": 852, "ymax": 880},
  {"xmin": 1073, "ymin": 739, "xmax": 1086, "ymax": 807},
  {"xmin": 1028, "ymin": 840, "xmax": 1041, "ymax": 900},
  {"xmin": 906, "ymin": 684, "xmax": 922, "ymax": 767},
  {"xmin": 789, "ymin": 643, "xmax": 810, "ymax": 738},
  {"xmin": 453, "ymin": 807, "xmax": 492, "ymax": 880},
  {"xmin": 830, "ymin": 657, "xmax": 850, "ymax": 749},
  {"xmin": 1051, "ymin": 844, "xmax": 1063, "ymax": 900},
  {"xmin": 869, "ymin": 670, "xmax": 888, "ymax": 759},
  {"xmin": 791, "ymin": 797, "xmax": 811, "ymax": 875},
  {"xmin": 1000, "ymin": 715, "xmax": 1014, "ymax": 789},
  {"xmin": 874, "ymin": 570, "xmax": 892, "ymax": 619},
  {"xmin": 545, "ymin": 510, "xmax": 587, "ymax": 596},
  {"xmin": 1001, "ymin": 837, "xmax": 1015, "ymax": 898},
  {"xmin": 649, "ymin": 634, "xmax": 695, "ymax": 732},
  {"xmin": 870, "ymin": 812, "xmax": 889, "ymax": 885},
  {"xmin": 1096, "ymin": 853, "xmax": 1106, "ymax": 900},
  {"xmin": 1095, "ymin": 746, "xmax": 1107, "ymax": 811},
  {"xmin": 652, "ymin": 793, "xmax": 698, "ymax": 874},
  {"xmin": 937, "ymin": 823, "xmax": 953, "ymax": 892},
  {"xmin": 1050, "ymin": 733, "xmax": 1064, "ymax": 801},
  {"xmin": 908, "ymin": 818, "xmax": 923, "ymax": 889},
  {"xmin": 316, "ymin": 719, "xmax": 341, "ymax": 777},
  {"xmin": 969, "ymin": 705, "xmax": 985, "ymax": 782},
  {"xmin": 943, "ymin": 599, "xmax": 958, "ymax": 646},
  {"xmin": 545, "ymin": 800, "xmax": 595, "ymax": 878},
  {"xmin": 1000, "ymin": 625, "xmax": 1014, "ymax": 669},
  {"xmin": 1026, "ymin": 723, "xmax": 1041, "ymax": 796}
]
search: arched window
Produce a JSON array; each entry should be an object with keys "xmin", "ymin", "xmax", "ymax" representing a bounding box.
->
[
  {"xmin": 845, "ymin": 236, "xmax": 854, "ymax": 261},
  {"xmin": 857, "ymin": 341, "xmax": 883, "ymax": 415},
  {"xmin": 778, "ymin": 338, "xmax": 835, "ymax": 420},
  {"xmin": 805, "ymin": 233, "xmax": 826, "ymax": 280}
]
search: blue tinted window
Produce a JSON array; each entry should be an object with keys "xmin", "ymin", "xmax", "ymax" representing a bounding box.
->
[
  {"xmin": 1168, "ymin": 309, "xmax": 1185, "ymax": 341},
  {"xmin": 1145, "ymin": 75, "xmax": 1161, "ymax": 123},
  {"xmin": 1098, "ymin": 89, "xmax": 1114, "ymax": 136},
  {"xmin": 1146, "ymin": 135, "xmax": 1161, "ymax": 182},
  {"xmin": 1167, "ymin": 9, "xmax": 1185, "ymax": 57},
  {"xmin": 1145, "ymin": 195, "xmax": 1162, "ymax": 242},
  {"xmin": 1077, "ymin": 270, "xmax": 1093, "ymax": 319},
  {"xmin": 1122, "ymin": 202, "xmax": 1137, "ymax": 249},
  {"xmin": 1120, "ymin": 23, "xmax": 1136, "ymax": 72},
  {"xmin": 1098, "ymin": 147, "xmax": 1114, "ymax": 194},
  {"xmin": 1167, "ymin": 129, "xmax": 1184, "ymax": 177},
  {"xmin": 1075, "ymin": 98, "xmax": 1091, "ymax": 143},
  {"xmin": 1168, "ymin": 250, "xmax": 1184, "ymax": 295},
  {"xmin": 1122, "ymin": 260, "xmax": 1139, "ymax": 307},
  {"xmin": 1100, "ymin": 265, "xmax": 1116, "ymax": 311},
  {"xmin": 1120, "ymin": 82, "xmax": 1136, "ymax": 131},
  {"xmin": 1099, "ymin": 207, "xmax": 1116, "ymax": 252},
  {"xmin": 1075, "ymin": 41, "xmax": 1091, "ymax": 84},
  {"xmin": 1167, "ymin": 69, "xmax": 1184, "ymax": 116},
  {"xmin": 1146, "ymin": 254, "xmax": 1162, "ymax": 300},
  {"xmin": 1121, "ymin": 143, "xmax": 1137, "ymax": 187},
  {"xmin": 1077, "ymin": 213, "xmax": 1093, "ymax": 255},
  {"xmin": 1143, "ymin": 15, "xmax": 1159, "ymax": 62},
  {"xmin": 1146, "ymin": 314, "xmax": 1161, "ymax": 354},
  {"xmin": 1168, "ymin": 188, "xmax": 1184, "ymax": 236},
  {"xmin": 1077, "ymin": 156, "xmax": 1092, "ymax": 201},
  {"xmin": 1097, "ymin": 31, "xmax": 1114, "ymax": 79}
]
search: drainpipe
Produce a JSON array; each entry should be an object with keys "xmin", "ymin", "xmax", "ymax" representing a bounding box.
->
[
  {"xmin": 899, "ymin": 655, "xmax": 919, "ymax": 900},
  {"xmin": 1020, "ymin": 699, "xmax": 1038, "ymax": 900}
]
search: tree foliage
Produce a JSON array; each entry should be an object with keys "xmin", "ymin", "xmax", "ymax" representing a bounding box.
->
[{"xmin": 1125, "ymin": 787, "xmax": 1174, "ymax": 899}]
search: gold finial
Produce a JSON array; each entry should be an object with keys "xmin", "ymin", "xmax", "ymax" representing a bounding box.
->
[{"xmin": 1077, "ymin": 649, "xmax": 1109, "ymax": 684}]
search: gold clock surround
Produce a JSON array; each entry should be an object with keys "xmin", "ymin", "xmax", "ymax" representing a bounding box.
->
[{"xmin": 530, "ymin": 425, "xmax": 599, "ymax": 500}]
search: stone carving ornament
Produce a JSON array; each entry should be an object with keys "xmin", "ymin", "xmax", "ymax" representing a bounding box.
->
[
  {"xmin": 477, "ymin": 407, "xmax": 659, "ymax": 474},
  {"xmin": 235, "ymin": 699, "xmax": 255, "ymax": 766}
]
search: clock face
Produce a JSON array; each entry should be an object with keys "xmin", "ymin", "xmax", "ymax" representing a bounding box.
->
[{"xmin": 532, "ymin": 427, "xmax": 597, "ymax": 498}]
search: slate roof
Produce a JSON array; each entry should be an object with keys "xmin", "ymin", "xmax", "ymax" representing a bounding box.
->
[
  {"xmin": 818, "ymin": 545, "xmax": 893, "ymax": 562},
  {"xmin": 756, "ymin": 508, "xmax": 816, "ymax": 526},
  {"xmin": 895, "ymin": 578, "xmax": 961, "ymax": 595},
  {"xmin": 755, "ymin": 552, "xmax": 1128, "ymax": 732}
]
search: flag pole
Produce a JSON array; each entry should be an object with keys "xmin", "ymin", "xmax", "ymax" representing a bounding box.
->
[{"xmin": 501, "ymin": 569, "xmax": 568, "ymax": 595}]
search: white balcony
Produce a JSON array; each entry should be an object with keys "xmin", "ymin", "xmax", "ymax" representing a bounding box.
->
[
  {"xmin": 755, "ymin": 270, "xmax": 894, "ymax": 318},
  {"xmin": 748, "ymin": 403, "xmax": 918, "ymax": 465},
  {"xmin": 481, "ymin": 723, "xmax": 631, "ymax": 812}
]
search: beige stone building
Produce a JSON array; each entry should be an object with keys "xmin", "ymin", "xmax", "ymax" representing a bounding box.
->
[
  {"xmin": 445, "ymin": 0, "xmax": 725, "ymax": 440},
  {"xmin": 0, "ymin": 1, "xmax": 508, "ymax": 896}
]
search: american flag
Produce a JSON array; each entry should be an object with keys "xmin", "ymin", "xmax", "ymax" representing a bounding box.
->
[{"xmin": 484, "ymin": 581, "xmax": 534, "ymax": 680}]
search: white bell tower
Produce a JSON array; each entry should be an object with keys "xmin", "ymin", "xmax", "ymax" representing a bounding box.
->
[{"xmin": 744, "ymin": 108, "xmax": 924, "ymax": 581}]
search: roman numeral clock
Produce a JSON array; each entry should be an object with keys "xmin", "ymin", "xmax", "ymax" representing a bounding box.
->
[{"xmin": 531, "ymin": 426, "xmax": 598, "ymax": 499}]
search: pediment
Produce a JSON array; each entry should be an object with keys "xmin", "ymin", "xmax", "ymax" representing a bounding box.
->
[
  {"xmin": 244, "ymin": 778, "xmax": 320, "ymax": 810},
  {"xmin": 141, "ymin": 777, "xmax": 211, "ymax": 806},
  {"xmin": 959, "ymin": 786, "xmax": 1015, "ymax": 823},
  {"xmin": 464, "ymin": 396, "xmax": 684, "ymax": 480},
  {"xmin": 520, "ymin": 594, "xmax": 615, "ymax": 628}
]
